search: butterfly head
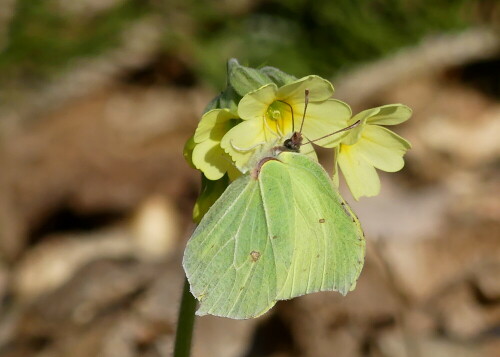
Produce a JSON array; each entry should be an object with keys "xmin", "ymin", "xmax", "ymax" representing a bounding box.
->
[{"xmin": 283, "ymin": 132, "xmax": 303, "ymax": 152}]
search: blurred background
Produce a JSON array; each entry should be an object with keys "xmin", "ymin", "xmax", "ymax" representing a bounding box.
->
[{"xmin": 0, "ymin": 0, "xmax": 499, "ymax": 356}]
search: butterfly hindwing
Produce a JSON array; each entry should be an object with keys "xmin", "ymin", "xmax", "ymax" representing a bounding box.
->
[{"xmin": 184, "ymin": 174, "xmax": 279, "ymax": 319}]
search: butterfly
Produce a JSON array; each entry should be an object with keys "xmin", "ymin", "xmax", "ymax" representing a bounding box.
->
[{"xmin": 183, "ymin": 98, "xmax": 366, "ymax": 319}]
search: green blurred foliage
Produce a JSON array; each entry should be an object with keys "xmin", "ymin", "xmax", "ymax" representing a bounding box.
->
[
  {"xmin": 0, "ymin": 0, "xmax": 490, "ymax": 90},
  {"xmin": 173, "ymin": 0, "xmax": 477, "ymax": 85},
  {"xmin": 0, "ymin": 0, "xmax": 150, "ymax": 87}
]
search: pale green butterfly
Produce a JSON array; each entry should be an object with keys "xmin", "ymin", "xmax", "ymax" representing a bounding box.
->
[{"xmin": 183, "ymin": 94, "xmax": 366, "ymax": 319}]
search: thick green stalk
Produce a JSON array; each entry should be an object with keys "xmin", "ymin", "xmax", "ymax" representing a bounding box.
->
[{"xmin": 173, "ymin": 278, "xmax": 197, "ymax": 357}]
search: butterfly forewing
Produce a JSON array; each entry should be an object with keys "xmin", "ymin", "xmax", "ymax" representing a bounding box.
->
[{"xmin": 260, "ymin": 152, "xmax": 365, "ymax": 300}]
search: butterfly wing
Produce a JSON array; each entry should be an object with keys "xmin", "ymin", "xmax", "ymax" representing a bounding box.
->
[
  {"xmin": 259, "ymin": 152, "xmax": 365, "ymax": 300},
  {"xmin": 183, "ymin": 152, "xmax": 365, "ymax": 319},
  {"xmin": 183, "ymin": 173, "xmax": 294, "ymax": 319}
]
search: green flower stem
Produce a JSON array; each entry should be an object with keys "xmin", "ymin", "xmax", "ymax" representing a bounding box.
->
[
  {"xmin": 173, "ymin": 277, "xmax": 197, "ymax": 357},
  {"xmin": 175, "ymin": 173, "xmax": 228, "ymax": 355}
]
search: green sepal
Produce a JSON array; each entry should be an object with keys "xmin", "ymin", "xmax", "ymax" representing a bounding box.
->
[
  {"xmin": 193, "ymin": 174, "xmax": 230, "ymax": 223},
  {"xmin": 218, "ymin": 85, "xmax": 239, "ymax": 112},
  {"xmin": 227, "ymin": 58, "xmax": 272, "ymax": 97},
  {"xmin": 260, "ymin": 66, "xmax": 297, "ymax": 87},
  {"xmin": 203, "ymin": 85, "xmax": 240, "ymax": 113},
  {"xmin": 183, "ymin": 135, "xmax": 196, "ymax": 169},
  {"xmin": 204, "ymin": 95, "xmax": 221, "ymax": 113}
]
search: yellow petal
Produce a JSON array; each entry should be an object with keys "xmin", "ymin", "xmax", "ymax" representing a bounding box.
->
[
  {"xmin": 338, "ymin": 144, "xmax": 381, "ymax": 200},
  {"xmin": 298, "ymin": 99, "xmax": 352, "ymax": 148},
  {"xmin": 342, "ymin": 107, "xmax": 379, "ymax": 145},
  {"xmin": 366, "ymin": 104, "xmax": 412, "ymax": 126},
  {"xmin": 220, "ymin": 119, "xmax": 267, "ymax": 172},
  {"xmin": 332, "ymin": 146, "xmax": 340, "ymax": 188},
  {"xmin": 357, "ymin": 125, "xmax": 411, "ymax": 172},
  {"xmin": 238, "ymin": 83, "xmax": 278, "ymax": 120},
  {"xmin": 194, "ymin": 109, "xmax": 239, "ymax": 143},
  {"xmin": 192, "ymin": 139, "xmax": 234, "ymax": 180},
  {"xmin": 277, "ymin": 75, "xmax": 334, "ymax": 106}
]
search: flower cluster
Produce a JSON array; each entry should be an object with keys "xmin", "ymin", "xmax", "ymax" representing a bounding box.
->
[{"xmin": 184, "ymin": 59, "xmax": 411, "ymax": 218}]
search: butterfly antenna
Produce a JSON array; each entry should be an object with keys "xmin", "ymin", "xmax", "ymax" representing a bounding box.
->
[
  {"xmin": 299, "ymin": 89, "xmax": 309, "ymax": 134},
  {"xmin": 303, "ymin": 120, "xmax": 361, "ymax": 145}
]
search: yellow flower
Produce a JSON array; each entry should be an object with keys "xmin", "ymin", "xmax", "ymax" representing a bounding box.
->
[
  {"xmin": 220, "ymin": 75, "xmax": 352, "ymax": 172},
  {"xmin": 336, "ymin": 104, "xmax": 412, "ymax": 200},
  {"xmin": 191, "ymin": 109, "xmax": 242, "ymax": 180}
]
